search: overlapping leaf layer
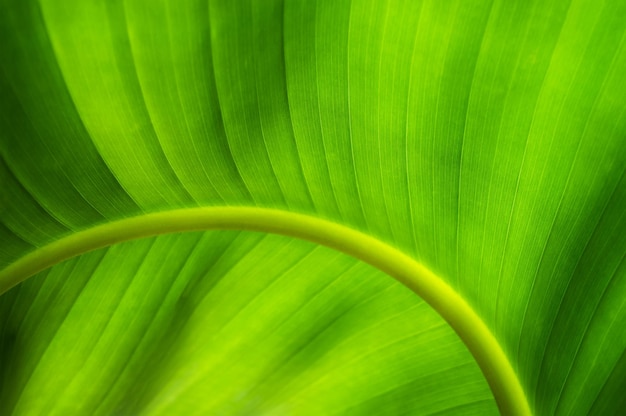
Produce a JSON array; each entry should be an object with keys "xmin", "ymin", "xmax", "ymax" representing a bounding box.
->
[{"xmin": 0, "ymin": 232, "xmax": 497, "ymax": 415}]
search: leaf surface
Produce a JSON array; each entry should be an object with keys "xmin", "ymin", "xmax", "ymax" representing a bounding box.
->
[{"xmin": 1, "ymin": 0, "xmax": 625, "ymax": 414}]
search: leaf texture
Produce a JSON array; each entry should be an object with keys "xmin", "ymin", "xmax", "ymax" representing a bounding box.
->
[
  {"xmin": 0, "ymin": 232, "xmax": 498, "ymax": 415},
  {"xmin": 1, "ymin": 0, "xmax": 625, "ymax": 414}
]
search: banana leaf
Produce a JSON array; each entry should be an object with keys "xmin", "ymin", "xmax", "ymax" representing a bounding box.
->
[{"xmin": 1, "ymin": 0, "xmax": 625, "ymax": 414}]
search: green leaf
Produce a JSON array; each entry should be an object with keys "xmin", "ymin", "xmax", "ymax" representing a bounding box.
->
[
  {"xmin": 1, "ymin": 0, "xmax": 625, "ymax": 414},
  {"xmin": 1, "ymin": 232, "xmax": 498, "ymax": 415}
]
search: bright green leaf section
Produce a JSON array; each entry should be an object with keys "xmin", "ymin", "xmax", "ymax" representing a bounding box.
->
[
  {"xmin": 0, "ymin": 232, "xmax": 498, "ymax": 415},
  {"xmin": 1, "ymin": 0, "xmax": 626, "ymax": 414}
]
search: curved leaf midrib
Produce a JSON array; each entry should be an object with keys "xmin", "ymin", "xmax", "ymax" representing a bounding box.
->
[{"xmin": 0, "ymin": 206, "xmax": 531, "ymax": 415}]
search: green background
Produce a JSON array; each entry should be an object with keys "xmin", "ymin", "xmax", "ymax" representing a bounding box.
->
[{"xmin": 1, "ymin": 0, "xmax": 625, "ymax": 414}]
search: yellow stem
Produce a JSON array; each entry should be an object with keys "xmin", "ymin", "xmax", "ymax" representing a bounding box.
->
[{"xmin": 0, "ymin": 206, "xmax": 530, "ymax": 415}]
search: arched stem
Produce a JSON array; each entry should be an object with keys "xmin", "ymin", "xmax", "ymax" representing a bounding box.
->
[{"xmin": 0, "ymin": 206, "xmax": 531, "ymax": 415}]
